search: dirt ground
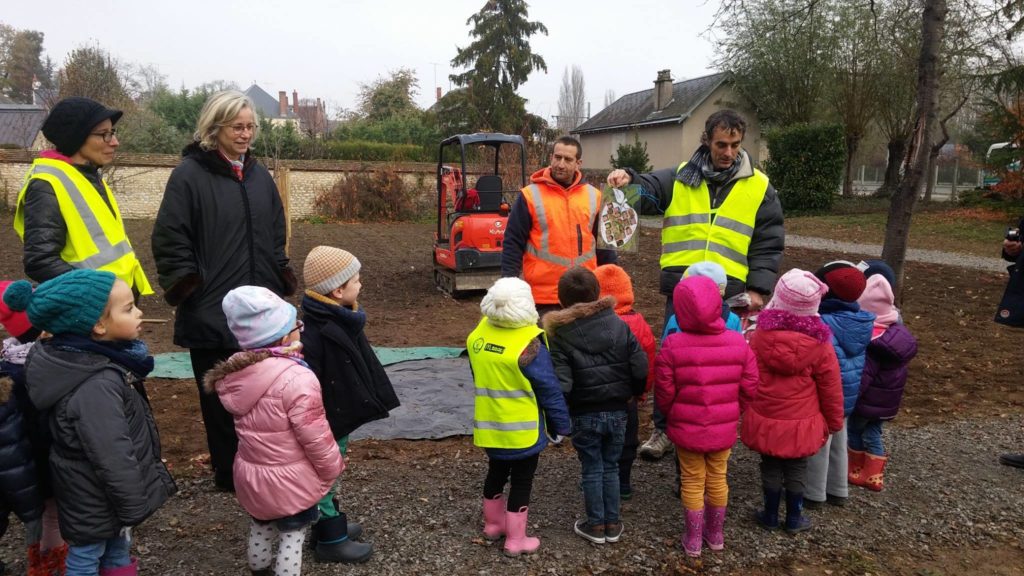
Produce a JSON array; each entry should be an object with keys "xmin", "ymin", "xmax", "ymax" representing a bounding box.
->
[{"xmin": 0, "ymin": 214, "xmax": 1022, "ymax": 575}]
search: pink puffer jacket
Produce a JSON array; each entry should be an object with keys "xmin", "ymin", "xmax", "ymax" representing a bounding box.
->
[
  {"xmin": 206, "ymin": 352, "xmax": 343, "ymax": 520},
  {"xmin": 655, "ymin": 276, "xmax": 759, "ymax": 453}
]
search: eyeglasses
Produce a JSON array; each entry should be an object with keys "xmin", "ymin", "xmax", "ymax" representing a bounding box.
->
[
  {"xmin": 89, "ymin": 129, "xmax": 118, "ymax": 143},
  {"xmin": 289, "ymin": 320, "xmax": 304, "ymax": 335},
  {"xmin": 223, "ymin": 123, "xmax": 256, "ymax": 135}
]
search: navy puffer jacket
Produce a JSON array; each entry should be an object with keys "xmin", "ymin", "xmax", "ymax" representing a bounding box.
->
[{"xmin": 0, "ymin": 373, "xmax": 44, "ymax": 527}]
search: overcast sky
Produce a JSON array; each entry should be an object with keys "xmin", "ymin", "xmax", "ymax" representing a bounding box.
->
[{"xmin": 3, "ymin": 1, "xmax": 723, "ymax": 121}]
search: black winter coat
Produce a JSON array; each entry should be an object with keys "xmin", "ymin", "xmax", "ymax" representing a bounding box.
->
[
  {"xmin": 151, "ymin": 143, "xmax": 296, "ymax": 349},
  {"xmin": 25, "ymin": 342, "xmax": 176, "ymax": 545},
  {"xmin": 543, "ymin": 297, "xmax": 649, "ymax": 415},
  {"xmin": 300, "ymin": 294, "xmax": 400, "ymax": 439},
  {"xmin": 627, "ymin": 150, "xmax": 785, "ymax": 298},
  {"xmin": 20, "ymin": 162, "xmax": 115, "ymax": 284},
  {"xmin": 0, "ymin": 373, "xmax": 44, "ymax": 530}
]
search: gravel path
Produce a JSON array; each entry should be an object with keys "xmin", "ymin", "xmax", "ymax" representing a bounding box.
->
[
  {"xmin": 3, "ymin": 415, "xmax": 1018, "ymax": 575},
  {"xmin": 639, "ymin": 219, "xmax": 1008, "ymax": 273}
]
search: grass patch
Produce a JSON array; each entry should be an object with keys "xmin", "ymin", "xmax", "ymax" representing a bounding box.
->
[{"xmin": 785, "ymin": 197, "xmax": 1020, "ymax": 257}]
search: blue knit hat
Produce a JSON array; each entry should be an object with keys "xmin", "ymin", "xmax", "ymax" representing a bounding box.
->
[
  {"xmin": 684, "ymin": 261, "xmax": 728, "ymax": 296},
  {"xmin": 222, "ymin": 286, "xmax": 297, "ymax": 349},
  {"xmin": 2, "ymin": 270, "xmax": 116, "ymax": 337}
]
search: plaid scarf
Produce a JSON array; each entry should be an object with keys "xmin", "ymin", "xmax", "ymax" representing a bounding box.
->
[{"xmin": 677, "ymin": 144, "xmax": 742, "ymax": 188}]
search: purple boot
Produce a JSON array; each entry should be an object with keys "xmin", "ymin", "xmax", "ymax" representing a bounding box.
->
[
  {"xmin": 682, "ymin": 509, "xmax": 704, "ymax": 557},
  {"xmin": 702, "ymin": 505, "xmax": 727, "ymax": 551}
]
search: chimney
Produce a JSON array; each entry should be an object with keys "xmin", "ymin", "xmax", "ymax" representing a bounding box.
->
[
  {"xmin": 278, "ymin": 91, "xmax": 288, "ymax": 117},
  {"xmin": 292, "ymin": 90, "xmax": 299, "ymax": 115},
  {"xmin": 31, "ymin": 74, "xmax": 41, "ymax": 107},
  {"xmin": 654, "ymin": 69, "xmax": 673, "ymax": 111},
  {"xmin": 436, "ymin": 87, "xmax": 442, "ymax": 102}
]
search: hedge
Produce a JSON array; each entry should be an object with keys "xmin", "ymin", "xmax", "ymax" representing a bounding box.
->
[{"xmin": 763, "ymin": 123, "xmax": 844, "ymax": 213}]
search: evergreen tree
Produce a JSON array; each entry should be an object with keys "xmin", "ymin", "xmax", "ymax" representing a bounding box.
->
[
  {"xmin": 448, "ymin": 0, "xmax": 548, "ymax": 134},
  {"xmin": 610, "ymin": 136, "xmax": 652, "ymax": 174}
]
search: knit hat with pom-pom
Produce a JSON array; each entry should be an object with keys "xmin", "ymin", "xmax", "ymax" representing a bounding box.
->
[{"xmin": 481, "ymin": 277, "xmax": 538, "ymax": 329}]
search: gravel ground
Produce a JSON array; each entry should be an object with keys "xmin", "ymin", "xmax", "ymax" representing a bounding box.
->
[{"xmin": 4, "ymin": 414, "xmax": 1019, "ymax": 575}]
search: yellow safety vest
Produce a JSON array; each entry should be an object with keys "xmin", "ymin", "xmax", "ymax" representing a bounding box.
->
[
  {"xmin": 14, "ymin": 158, "xmax": 153, "ymax": 295},
  {"xmin": 467, "ymin": 318, "xmax": 544, "ymax": 449},
  {"xmin": 660, "ymin": 162, "xmax": 769, "ymax": 282}
]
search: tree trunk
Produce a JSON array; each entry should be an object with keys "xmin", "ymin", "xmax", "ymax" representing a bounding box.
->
[
  {"xmin": 924, "ymin": 150, "xmax": 938, "ymax": 202},
  {"xmin": 878, "ymin": 138, "xmax": 907, "ymax": 198},
  {"xmin": 950, "ymin": 155, "xmax": 959, "ymax": 202},
  {"xmin": 843, "ymin": 136, "xmax": 859, "ymax": 197},
  {"xmin": 881, "ymin": 0, "xmax": 947, "ymax": 299}
]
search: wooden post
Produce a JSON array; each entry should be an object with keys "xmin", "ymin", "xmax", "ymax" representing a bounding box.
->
[{"xmin": 275, "ymin": 166, "xmax": 292, "ymax": 257}]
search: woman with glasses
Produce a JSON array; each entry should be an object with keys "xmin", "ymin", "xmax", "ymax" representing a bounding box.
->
[
  {"xmin": 14, "ymin": 97, "xmax": 153, "ymax": 295},
  {"xmin": 152, "ymin": 90, "xmax": 296, "ymax": 492}
]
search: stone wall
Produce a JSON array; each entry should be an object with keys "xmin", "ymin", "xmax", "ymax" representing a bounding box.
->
[{"xmin": 0, "ymin": 150, "xmax": 442, "ymax": 219}]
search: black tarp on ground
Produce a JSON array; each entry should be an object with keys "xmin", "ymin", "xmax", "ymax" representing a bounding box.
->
[{"xmin": 350, "ymin": 357, "xmax": 476, "ymax": 440}]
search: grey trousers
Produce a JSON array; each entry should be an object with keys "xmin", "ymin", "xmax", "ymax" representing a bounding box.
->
[{"xmin": 805, "ymin": 418, "xmax": 849, "ymax": 501}]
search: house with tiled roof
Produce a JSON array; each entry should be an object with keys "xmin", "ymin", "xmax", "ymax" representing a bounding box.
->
[
  {"xmin": 572, "ymin": 71, "xmax": 761, "ymax": 170},
  {"xmin": 0, "ymin": 103, "xmax": 47, "ymax": 150},
  {"xmin": 244, "ymin": 84, "xmax": 328, "ymax": 136}
]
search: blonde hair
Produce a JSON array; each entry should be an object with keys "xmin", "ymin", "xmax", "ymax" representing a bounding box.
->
[{"xmin": 193, "ymin": 90, "xmax": 260, "ymax": 151}]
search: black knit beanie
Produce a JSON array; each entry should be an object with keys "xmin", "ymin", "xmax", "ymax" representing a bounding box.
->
[
  {"xmin": 558, "ymin": 266, "xmax": 601, "ymax": 308},
  {"xmin": 41, "ymin": 97, "xmax": 123, "ymax": 156}
]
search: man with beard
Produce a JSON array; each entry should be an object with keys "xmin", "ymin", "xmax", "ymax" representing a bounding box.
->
[
  {"xmin": 502, "ymin": 136, "xmax": 617, "ymax": 316},
  {"xmin": 607, "ymin": 109, "xmax": 785, "ymax": 462}
]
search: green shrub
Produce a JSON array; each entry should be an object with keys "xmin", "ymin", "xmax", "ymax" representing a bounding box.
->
[
  {"xmin": 322, "ymin": 140, "xmax": 431, "ymax": 162},
  {"xmin": 315, "ymin": 167, "xmax": 419, "ymax": 221},
  {"xmin": 610, "ymin": 136, "xmax": 652, "ymax": 173},
  {"xmin": 763, "ymin": 123, "xmax": 844, "ymax": 213}
]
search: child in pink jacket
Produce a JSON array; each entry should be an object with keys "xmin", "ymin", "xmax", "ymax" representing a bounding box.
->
[
  {"xmin": 655, "ymin": 276, "xmax": 759, "ymax": 558},
  {"xmin": 206, "ymin": 286, "xmax": 343, "ymax": 576}
]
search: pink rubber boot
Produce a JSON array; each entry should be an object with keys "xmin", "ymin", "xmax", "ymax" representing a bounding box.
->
[
  {"xmin": 503, "ymin": 507, "xmax": 540, "ymax": 556},
  {"xmin": 482, "ymin": 495, "xmax": 505, "ymax": 540}
]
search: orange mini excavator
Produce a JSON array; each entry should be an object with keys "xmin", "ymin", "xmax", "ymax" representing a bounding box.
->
[{"xmin": 433, "ymin": 133, "xmax": 526, "ymax": 296}]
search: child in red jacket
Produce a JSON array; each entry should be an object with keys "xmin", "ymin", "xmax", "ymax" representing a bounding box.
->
[
  {"xmin": 741, "ymin": 269, "xmax": 843, "ymax": 534},
  {"xmin": 594, "ymin": 264, "xmax": 656, "ymax": 501}
]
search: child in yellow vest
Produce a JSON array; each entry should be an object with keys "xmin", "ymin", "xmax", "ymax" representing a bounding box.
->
[{"xmin": 467, "ymin": 278, "xmax": 571, "ymax": 557}]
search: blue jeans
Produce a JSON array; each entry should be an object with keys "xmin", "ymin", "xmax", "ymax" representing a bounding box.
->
[
  {"xmin": 66, "ymin": 535, "xmax": 131, "ymax": 576},
  {"xmin": 572, "ymin": 410, "xmax": 627, "ymax": 526},
  {"xmin": 848, "ymin": 415, "xmax": 885, "ymax": 456}
]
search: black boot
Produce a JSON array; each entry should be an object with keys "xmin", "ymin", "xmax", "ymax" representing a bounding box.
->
[
  {"xmin": 310, "ymin": 516, "xmax": 363, "ymax": 548},
  {"xmin": 754, "ymin": 487, "xmax": 782, "ymax": 529},
  {"xmin": 784, "ymin": 491, "xmax": 812, "ymax": 534},
  {"xmin": 314, "ymin": 512, "xmax": 373, "ymax": 564}
]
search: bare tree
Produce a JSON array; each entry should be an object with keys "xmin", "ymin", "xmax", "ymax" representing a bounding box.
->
[
  {"xmin": 603, "ymin": 89, "xmax": 616, "ymax": 109},
  {"xmin": 556, "ymin": 65, "xmax": 586, "ymax": 134},
  {"xmin": 880, "ymin": 0, "xmax": 948, "ymax": 295}
]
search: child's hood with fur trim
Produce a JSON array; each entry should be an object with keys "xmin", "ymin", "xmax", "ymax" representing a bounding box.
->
[
  {"xmin": 204, "ymin": 351, "xmax": 308, "ymax": 417},
  {"xmin": 753, "ymin": 308, "xmax": 833, "ymax": 376}
]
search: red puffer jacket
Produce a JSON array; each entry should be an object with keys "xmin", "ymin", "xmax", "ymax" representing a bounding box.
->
[
  {"xmin": 741, "ymin": 309, "xmax": 844, "ymax": 459},
  {"xmin": 619, "ymin": 311, "xmax": 656, "ymax": 395}
]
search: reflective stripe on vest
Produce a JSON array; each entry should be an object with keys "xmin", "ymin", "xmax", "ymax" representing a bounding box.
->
[
  {"xmin": 521, "ymin": 182, "xmax": 600, "ymax": 304},
  {"xmin": 660, "ymin": 163, "xmax": 769, "ymax": 282},
  {"xmin": 523, "ymin": 184, "xmax": 599, "ymax": 267},
  {"xmin": 14, "ymin": 159, "xmax": 154, "ymax": 294},
  {"xmin": 467, "ymin": 319, "xmax": 544, "ymax": 449}
]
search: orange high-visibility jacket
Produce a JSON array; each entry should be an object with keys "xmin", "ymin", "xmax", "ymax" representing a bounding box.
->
[{"xmin": 520, "ymin": 168, "xmax": 601, "ymax": 305}]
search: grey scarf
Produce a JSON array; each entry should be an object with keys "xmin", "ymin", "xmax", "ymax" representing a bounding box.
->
[{"xmin": 677, "ymin": 144, "xmax": 742, "ymax": 188}]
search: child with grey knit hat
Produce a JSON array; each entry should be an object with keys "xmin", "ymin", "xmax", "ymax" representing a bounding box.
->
[{"xmin": 299, "ymin": 246, "xmax": 397, "ymax": 564}]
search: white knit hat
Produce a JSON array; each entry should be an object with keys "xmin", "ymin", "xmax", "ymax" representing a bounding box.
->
[{"xmin": 481, "ymin": 278, "xmax": 538, "ymax": 328}]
